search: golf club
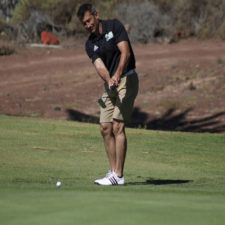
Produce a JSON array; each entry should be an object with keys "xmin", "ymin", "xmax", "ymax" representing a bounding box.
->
[{"xmin": 98, "ymin": 97, "xmax": 107, "ymax": 108}]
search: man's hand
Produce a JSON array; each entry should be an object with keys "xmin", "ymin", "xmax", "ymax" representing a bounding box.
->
[
  {"xmin": 108, "ymin": 72, "xmax": 121, "ymax": 90},
  {"xmin": 108, "ymin": 78, "xmax": 117, "ymax": 90},
  {"xmin": 111, "ymin": 73, "xmax": 121, "ymax": 87}
]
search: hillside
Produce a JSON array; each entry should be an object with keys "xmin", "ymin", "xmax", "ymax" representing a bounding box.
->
[{"xmin": 0, "ymin": 39, "xmax": 225, "ymax": 133}]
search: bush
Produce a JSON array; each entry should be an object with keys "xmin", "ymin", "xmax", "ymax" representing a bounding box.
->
[
  {"xmin": 217, "ymin": 21, "xmax": 225, "ymax": 40},
  {"xmin": 93, "ymin": 0, "xmax": 121, "ymax": 19},
  {"xmin": 154, "ymin": 0, "xmax": 225, "ymax": 39},
  {"xmin": 197, "ymin": 0, "xmax": 225, "ymax": 39},
  {"xmin": 0, "ymin": 45, "xmax": 15, "ymax": 56},
  {"xmin": 11, "ymin": 0, "xmax": 42, "ymax": 23},
  {"xmin": 5, "ymin": 0, "xmax": 225, "ymax": 42},
  {"xmin": 0, "ymin": 15, "xmax": 17, "ymax": 41},
  {"xmin": 11, "ymin": 0, "xmax": 86, "ymax": 41},
  {"xmin": 16, "ymin": 10, "xmax": 54, "ymax": 43},
  {"xmin": 117, "ymin": 1, "xmax": 172, "ymax": 43},
  {"xmin": 0, "ymin": 15, "xmax": 7, "ymax": 31},
  {"xmin": 11, "ymin": 0, "xmax": 78, "ymax": 25}
]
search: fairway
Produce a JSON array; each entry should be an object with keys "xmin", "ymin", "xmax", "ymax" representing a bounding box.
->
[{"xmin": 0, "ymin": 115, "xmax": 225, "ymax": 225}]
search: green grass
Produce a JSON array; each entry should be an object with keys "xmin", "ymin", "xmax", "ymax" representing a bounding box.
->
[{"xmin": 0, "ymin": 115, "xmax": 225, "ymax": 225}]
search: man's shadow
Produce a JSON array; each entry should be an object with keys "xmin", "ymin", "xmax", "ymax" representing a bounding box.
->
[{"xmin": 126, "ymin": 178, "xmax": 193, "ymax": 186}]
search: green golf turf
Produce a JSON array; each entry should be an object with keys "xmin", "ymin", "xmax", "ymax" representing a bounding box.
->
[{"xmin": 0, "ymin": 115, "xmax": 225, "ymax": 225}]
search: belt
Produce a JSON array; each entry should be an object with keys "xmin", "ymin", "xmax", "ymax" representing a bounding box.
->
[{"xmin": 121, "ymin": 69, "xmax": 136, "ymax": 78}]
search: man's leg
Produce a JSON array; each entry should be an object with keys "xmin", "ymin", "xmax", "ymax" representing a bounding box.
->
[
  {"xmin": 112, "ymin": 119, "xmax": 127, "ymax": 177},
  {"xmin": 94, "ymin": 122, "xmax": 125, "ymax": 185},
  {"xmin": 100, "ymin": 122, "xmax": 116, "ymax": 171}
]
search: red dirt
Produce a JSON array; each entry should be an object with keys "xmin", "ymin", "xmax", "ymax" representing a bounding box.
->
[{"xmin": 0, "ymin": 39, "xmax": 225, "ymax": 133}]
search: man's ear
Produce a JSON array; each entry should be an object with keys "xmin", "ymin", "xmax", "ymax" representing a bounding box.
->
[{"xmin": 94, "ymin": 11, "xmax": 99, "ymax": 19}]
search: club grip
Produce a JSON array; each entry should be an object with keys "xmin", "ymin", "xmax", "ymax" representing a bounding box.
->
[{"xmin": 110, "ymin": 83, "xmax": 116, "ymax": 90}]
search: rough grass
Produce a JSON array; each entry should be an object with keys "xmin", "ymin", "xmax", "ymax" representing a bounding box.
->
[{"xmin": 0, "ymin": 115, "xmax": 225, "ymax": 225}]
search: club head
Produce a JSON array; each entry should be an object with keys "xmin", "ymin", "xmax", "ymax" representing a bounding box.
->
[
  {"xmin": 110, "ymin": 83, "xmax": 116, "ymax": 90},
  {"xmin": 98, "ymin": 98, "xmax": 106, "ymax": 108}
]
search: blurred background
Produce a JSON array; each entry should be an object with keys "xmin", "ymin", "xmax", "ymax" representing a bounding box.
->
[
  {"xmin": 1, "ymin": 0, "xmax": 225, "ymax": 43},
  {"xmin": 0, "ymin": 0, "xmax": 225, "ymax": 133}
]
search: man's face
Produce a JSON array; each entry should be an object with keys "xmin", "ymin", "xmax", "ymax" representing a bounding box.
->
[{"xmin": 81, "ymin": 11, "xmax": 99, "ymax": 34}]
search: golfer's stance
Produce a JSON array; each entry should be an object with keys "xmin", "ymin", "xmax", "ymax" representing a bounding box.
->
[{"xmin": 77, "ymin": 4, "xmax": 139, "ymax": 185}]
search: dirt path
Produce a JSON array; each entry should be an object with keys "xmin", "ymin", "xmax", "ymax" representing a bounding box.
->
[{"xmin": 0, "ymin": 39, "xmax": 225, "ymax": 133}]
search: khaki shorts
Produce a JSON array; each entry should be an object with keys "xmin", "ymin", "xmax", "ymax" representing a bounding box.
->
[{"xmin": 100, "ymin": 71, "xmax": 139, "ymax": 123}]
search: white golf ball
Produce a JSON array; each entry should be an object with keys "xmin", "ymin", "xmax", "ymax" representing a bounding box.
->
[{"xmin": 56, "ymin": 180, "xmax": 62, "ymax": 187}]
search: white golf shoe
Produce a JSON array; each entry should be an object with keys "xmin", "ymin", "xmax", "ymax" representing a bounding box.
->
[{"xmin": 94, "ymin": 171, "xmax": 125, "ymax": 186}]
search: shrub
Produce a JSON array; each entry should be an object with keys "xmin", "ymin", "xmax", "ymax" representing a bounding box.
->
[
  {"xmin": 16, "ymin": 10, "xmax": 54, "ymax": 43},
  {"xmin": 6, "ymin": 0, "xmax": 225, "ymax": 41},
  {"xmin": 117, "ymin": 1, "xmax": 172, "ymax": 43},
  {"xmin": 0, "ymin": 15, "xmax": 17, "ymax": 41},
  {"xmin": 0, "ymin": 16, "xmax": 7, "ymax": 32},
  {"xmin": 217, "ymin": 21, "xmax": 225, "ymax": 40},
  {"xmin": 197, "ymin": 0, "xmax": 225, "ymax": 39},
  {"xmin": 11, "ymin": 0, "xmax": 78, "ymax": 25},
  {"xmin": 11, "ymin": 0, "xmax": 42, "ymax": 23},
  {"xmin": 11, "ymin": 0, "xmax": 86, "ymax": 40},
  {"xmin": 93, "ymin": 0, "xmax": 121, "ymax": 19},
  {"xmin": 0, "ymin": 45, "xmax": 15, "ymax": 56},
  {"xmin": 159, "ymin": 0, "xmax": 225, "ymax": 39}
]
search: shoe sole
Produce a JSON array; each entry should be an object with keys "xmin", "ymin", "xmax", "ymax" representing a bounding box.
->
[{"xmin": 94, "ymin": 181, "xmax": 125, "ymax": 186}]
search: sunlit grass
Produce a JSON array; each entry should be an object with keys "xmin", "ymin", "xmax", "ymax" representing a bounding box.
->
[{"xmin": 0, "ymin": 115, "xmax": 225, "ymax": 225}]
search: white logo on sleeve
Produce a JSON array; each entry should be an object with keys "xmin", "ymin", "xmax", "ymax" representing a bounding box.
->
[
  {"xmin": 105, "ymin": 31, "xmax": 114, "ymax": 41},
  {"xmin": 94, "ymin": 45, "xmax": 99, "ymax": 51}
]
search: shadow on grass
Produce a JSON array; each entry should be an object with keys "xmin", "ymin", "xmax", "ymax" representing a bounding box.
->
[
  {"xmin": 66, "ymin": 109, "xmax": 99, "ymax": 123},
  {"xmin": 66, "ymin": 107, "xmax": 225, "ymax": 133},
  {"xmin": 129, "ymin": 107, "xmax": 225, "ymax": 133},
  {"xmin": 126, "ymin": 178, "xmax": 193, "ymax": 186}
]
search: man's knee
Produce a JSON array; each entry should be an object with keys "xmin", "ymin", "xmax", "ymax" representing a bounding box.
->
[
  {"xmin": 113, "ymin": 120, "xmax": 125, "ymax": 136},
  {"xmin": 100, "ymin": 123, "xmax": 113, "ymax": 137}
]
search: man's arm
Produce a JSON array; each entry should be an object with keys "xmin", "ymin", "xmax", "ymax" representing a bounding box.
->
[
  {"xmin": 93, "ymin": 41, "xmax": 130, "ymax": 89},
  {"xmin": 111, "ymin": 41, "xmax": 130, "ymax": 86},
  {"xmin": 93, "ymin": 58, "xmax": 114, "ymax": 88}
]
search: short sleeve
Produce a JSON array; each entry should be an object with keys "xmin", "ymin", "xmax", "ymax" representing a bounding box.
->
[
  {"xmin": 113, "ymin": 19, "xmax": 129, "ymax": 44},
  {"xmin": 85, "ymin": 41, "xmax": 99, "ymax": 63}
]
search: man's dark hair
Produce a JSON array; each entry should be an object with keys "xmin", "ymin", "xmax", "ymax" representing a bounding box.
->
[{"xmin": 77, "ymin": 4, "xmax": 96, "ymax": 20}]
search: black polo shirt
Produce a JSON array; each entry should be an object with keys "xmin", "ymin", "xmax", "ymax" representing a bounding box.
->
[{"xmin": 85, "ymin": 19, "xmax": 135, "ymax": 77}]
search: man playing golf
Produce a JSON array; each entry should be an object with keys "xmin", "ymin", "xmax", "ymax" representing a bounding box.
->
[{"xmin": 77, "ymin": 4, "xmax": 138, "ymax": 185}]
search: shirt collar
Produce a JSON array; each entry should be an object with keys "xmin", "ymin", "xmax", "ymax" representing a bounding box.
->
[
  {"xmin": 90, "ymin": 19, "xmax": 107, "ymax": 41},
  {"xmin": 100, "ymin": 20, "xmax": 107, "ymax": 35}
]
